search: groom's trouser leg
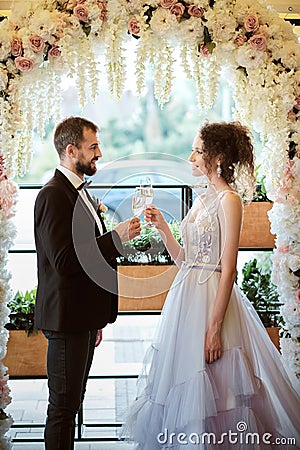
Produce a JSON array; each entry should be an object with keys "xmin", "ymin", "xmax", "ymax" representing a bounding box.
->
[{"xmin": 43, "ymin": 329, "xmax": 97, "ymax": 450}]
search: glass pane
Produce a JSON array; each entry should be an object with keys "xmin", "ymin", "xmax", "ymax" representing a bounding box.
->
[
  {"xmin": 7, "ymin": 253, "xmax": 37, "ymax": 294},
  {"xmin": 11, "ymin": 188, "xmax": 39, "ymax": 250}
]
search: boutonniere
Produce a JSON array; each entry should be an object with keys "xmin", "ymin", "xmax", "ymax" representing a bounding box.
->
[
  {"xmin": 98, "ymin": 201, "xmax": 108, "ymax": 214},
  {"xmin": 91, "ymin": 194, "xmax": 108, "ymax": 215}
]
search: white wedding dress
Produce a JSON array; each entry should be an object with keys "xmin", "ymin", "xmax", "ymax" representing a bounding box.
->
[{"xmin": 121, "ymin": 189, "xmax": 300, "ymax": 449}]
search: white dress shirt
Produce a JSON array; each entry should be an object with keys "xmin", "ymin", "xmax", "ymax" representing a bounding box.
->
[{"xmin": 57, "ymin": 165, "xmax": 103, "ymax": 235}]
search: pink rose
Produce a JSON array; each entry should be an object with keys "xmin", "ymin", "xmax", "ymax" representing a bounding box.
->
[
  {"xmin": 188, "ymin": 5, "xmax": 205, "ymax": 18},
  {"xmin": 160, "ymin": 0, "xmax": 177, "ymax": 8},
  {"xmin": 99, "ymin": 2, "xmax": 108, "ymax": 22},
  {"xmin": 15, "ymin": 56, "xmax": 34, "ymax": 72},
  {"xmin": 243, "ymin": 14, "xmax": 259, "ymax": 32},
  {"xmin": 48, "ymin": 45, "xmax": 61, "ymax": 58},
  {"xmin": 234, "ymin": 34, "xmax": 247, "ymax": 47},
  {"xmin": 11, "ymin": 37, "xmax": 23, "ymax": 57},
  {"xmin": 296, "ymin": 290, "xmax": 300, "ymax": 303},
  {"xmin": 28, "ymin": 35, "xmax": 45, "ymax": 53},
  {"xmin": 74, "ymin": 4, "xmax": 89, "ymax": 22},
  {"xmin": 249, "ymin": 34, "xmax": 267, "ymax": 51},
  {"xmin": 294, "ymin": 96, "xmax": 300, "ymax": 111},
  {"xmin": 128, "ymin": 18, "xmax": 140, "ymax": 36},
  {"xmin": 199, "ymin": 42, "xmax": 210, "ymax": 57},
  {"xmin": 170, "ymin": 2, "xmax": 185, "ymax": 19}
]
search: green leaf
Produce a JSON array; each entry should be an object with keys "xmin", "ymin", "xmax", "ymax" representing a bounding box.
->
[
  {"xmin": 83, "ymin": 25, "xmax": 91, "ymax": 37},
  {"xmin": 240, "ymin": 257, "xmax": 282, "ymax": 327}
]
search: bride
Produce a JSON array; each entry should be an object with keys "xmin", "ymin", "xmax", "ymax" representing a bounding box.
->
[{"xmin": 121, "ymin": 121, "xmax": 300, "ymax": 449}]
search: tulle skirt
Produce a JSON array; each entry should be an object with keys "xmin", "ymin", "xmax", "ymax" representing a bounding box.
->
[{"xmin": 120, "ymin": 265, "xmax": 300, "ymax": 449}]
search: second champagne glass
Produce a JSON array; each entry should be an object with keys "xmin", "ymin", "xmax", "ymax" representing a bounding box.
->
[{"xmin": 140, "ymin": 177, "xmax": 154, "ymax": 227}]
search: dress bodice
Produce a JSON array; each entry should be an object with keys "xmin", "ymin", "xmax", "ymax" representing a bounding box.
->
[{"xmin": 180, "ymin": 189, "xmax": 238, "ymax": 268}]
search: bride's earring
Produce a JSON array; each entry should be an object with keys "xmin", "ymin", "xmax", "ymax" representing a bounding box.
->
[{"xmin": 217, "ymin": 161, "xmax": 222, "ymax": 178}]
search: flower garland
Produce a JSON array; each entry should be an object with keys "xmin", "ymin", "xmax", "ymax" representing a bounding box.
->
[
  {"xmin": 0, "ymin": 155, "xmax": 17, "ymax": 448},
  {"xmin": 0, "ymin": 0, "xmax": 298, "ymax": 434}
]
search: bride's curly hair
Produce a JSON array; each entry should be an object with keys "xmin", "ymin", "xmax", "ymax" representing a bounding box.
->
[{"xmin": 199, "ymin": 121, "xmax": 256, "ymax": 201}]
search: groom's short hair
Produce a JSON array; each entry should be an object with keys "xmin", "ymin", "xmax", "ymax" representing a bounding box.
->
[{"xmin": 54, "ymin": 116, "xmax": 99, "ymax": 157}]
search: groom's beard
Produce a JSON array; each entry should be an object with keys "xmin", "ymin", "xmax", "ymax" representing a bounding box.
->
[{"xmin": 75, "ymin": 158, "xmax": 98, "ymax": 177}]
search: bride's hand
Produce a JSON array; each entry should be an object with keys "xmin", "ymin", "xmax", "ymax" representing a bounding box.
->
[
  {"xmin": 144, "ymin": 205, "xmax": 167, "ymax": 230},
  {"xmin": 204, "ymin": 323, "xmax": 222, "ymax": 364}
]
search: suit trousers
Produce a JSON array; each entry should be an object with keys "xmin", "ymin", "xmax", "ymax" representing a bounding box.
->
[{"xmin": 43, "ymin": 329, "xmax": 97, "ymax": 450}]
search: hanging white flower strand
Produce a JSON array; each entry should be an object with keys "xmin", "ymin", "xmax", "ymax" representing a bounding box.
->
[{"xmin": 0, "ymin": 154, "xmax": 17, "ymax": 449}]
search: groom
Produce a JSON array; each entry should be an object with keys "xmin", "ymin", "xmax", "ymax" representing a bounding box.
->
[{"xmin": 34, "ymin": 116, "xmax": 141, "ymax": 449}]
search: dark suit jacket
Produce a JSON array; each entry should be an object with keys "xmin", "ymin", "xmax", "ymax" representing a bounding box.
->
[{"xmin": 34, "ymin": 169, "xmax": 123, "ymax": 332}]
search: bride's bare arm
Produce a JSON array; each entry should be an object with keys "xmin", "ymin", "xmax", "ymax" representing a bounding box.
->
[
  {"xmin": 144, "ymin": 205, "xmax": 185, "ymax": 267},
  {"xmin": 205, "ymin": 192, "xmax": 242, "ymax": 363}
]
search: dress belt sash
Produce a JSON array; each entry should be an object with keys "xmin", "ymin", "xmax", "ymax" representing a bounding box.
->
[{"xmin": 181, "ymin": 262, "xmax": 221, "ymax": 272}]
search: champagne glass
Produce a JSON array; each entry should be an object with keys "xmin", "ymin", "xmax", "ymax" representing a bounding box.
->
[
  {"xmin": 140, "ymin": 176, "xmax": 154, "ymax": 227},
  {"xmin": 132, "ymin": 187, "xmax": 146, "ymax": 218}
]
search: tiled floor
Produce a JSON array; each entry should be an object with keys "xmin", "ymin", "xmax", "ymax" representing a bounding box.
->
[{"xmin": 6, "ymin": 315, "xmax": 159, "ymax": 449}]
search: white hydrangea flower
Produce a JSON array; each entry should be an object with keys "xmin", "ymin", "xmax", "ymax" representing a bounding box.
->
[
  {"xmin": 62, "ymin": 15, "xmax": 85, "ymax": 39},
  {"xmin": 178, "ymin": 17, "xmax": 204, "ymax": 43},
  {"xmin": 28, "ymin": 10, "xmax": 59, "ymax": 42},
  {"xmin": 205, "ymin": 10, "xmax": 237, "ymax": 43},
  {"xmin": 235, "ymin": 45, "xmax": 268, "ymax": 70},
  {"xmin": 280, "ymin": 41, "xmax": 300, "ymax": 70},
  {"xmin": 149, "ymin": 8, "xmax": 179, "ymax": 38},
  {"xmin": 9, "ymin": 0, "xmax": 36, "ymax": 27}
]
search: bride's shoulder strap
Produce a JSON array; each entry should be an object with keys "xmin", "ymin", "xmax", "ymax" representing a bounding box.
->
[{"xmin": 218, "ymin": 190, "xmax": 241, "ymax": 201}]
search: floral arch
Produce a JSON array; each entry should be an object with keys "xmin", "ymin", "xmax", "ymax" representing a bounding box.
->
[{"xmin": 0, "ymin": 0, "xmax": 299, "ymax": 446}]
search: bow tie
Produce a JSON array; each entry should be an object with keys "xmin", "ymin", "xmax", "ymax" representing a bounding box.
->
[{"xmin": 77, "ymin": 180, "xmax": 92, "ymax": 190}]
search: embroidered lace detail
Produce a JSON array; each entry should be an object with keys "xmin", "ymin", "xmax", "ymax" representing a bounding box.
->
[
  {"xmin": 190, "ymin": 215, "xmax": 214, "ymax": 265},
  {"xmin": 180, "ymin": 189, "xmax": 226, "ymax": 267}
]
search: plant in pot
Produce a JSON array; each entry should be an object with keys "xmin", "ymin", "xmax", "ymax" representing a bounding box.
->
[
  {"xmin": 3, "ymin": 287, "xmax": 48, "ymax": 376},
  {"xmin": 5, "ymin": 287, "xmax": 37, "ymax": 336},
  {"xmin": 240, "ymin": 255, "xmax": 283, "ymax": 349}
]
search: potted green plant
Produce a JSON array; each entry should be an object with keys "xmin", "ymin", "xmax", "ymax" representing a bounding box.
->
[
  {"xmin": 5, "ymin": 288, "xmax": 38, "ymax": 336},
  {"xmin": 241, "ymin": 256, "xmax": 282, "ymax": 350},
  {"xmin": 3, "ymin": 288, "xmax": 47, "ymax": 376}
]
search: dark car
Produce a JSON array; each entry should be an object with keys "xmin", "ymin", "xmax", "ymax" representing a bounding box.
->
[{"xmin": 88, "ymin": 154, "xmax": 202, "ymax": 222}]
